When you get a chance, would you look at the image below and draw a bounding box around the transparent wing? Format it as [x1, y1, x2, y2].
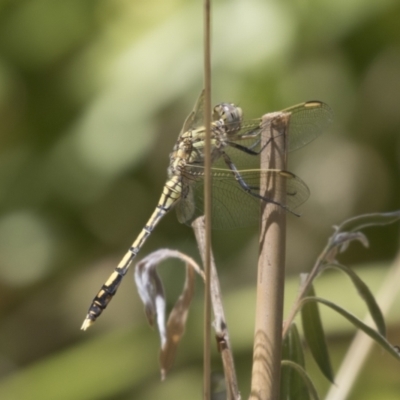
[185, 101, 333, 171]
[222, 100, 333, 152]
[175, 99, 330, 228]
[283, 101, 333, 151]
[181, 90, 206, 133]
[175, 168, 310, 229]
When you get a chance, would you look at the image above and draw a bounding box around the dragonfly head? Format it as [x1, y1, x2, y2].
[213, 102, 243, 132]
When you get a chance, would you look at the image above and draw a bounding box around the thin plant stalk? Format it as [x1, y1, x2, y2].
[249, 113, 290, 399]
[192, 217, 241, 400]
[203, 0, 212, 398]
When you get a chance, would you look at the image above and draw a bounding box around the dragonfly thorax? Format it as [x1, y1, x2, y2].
[168, 129, 202, 177]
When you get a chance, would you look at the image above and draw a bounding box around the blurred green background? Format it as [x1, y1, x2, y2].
[0, 0, 399, 399]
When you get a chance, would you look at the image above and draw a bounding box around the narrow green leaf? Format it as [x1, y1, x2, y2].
[300, 285, 334, 383]
[281, 360, 321, 400]
[282, 323, 305, 367]
[300, 297, 400, 361]
[325, 263, 386, 336]
[281, 324, 309, 400]
[336, 210, 400, 233]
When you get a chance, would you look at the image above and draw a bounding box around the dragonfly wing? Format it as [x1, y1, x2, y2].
[175, 99, 329, 228]
[223, 101, 333, 159]
[282, 101, 333, 152]
[178, 168, 310, 229]
[175, 183, 197, 225]
[181, 90, 205, 133]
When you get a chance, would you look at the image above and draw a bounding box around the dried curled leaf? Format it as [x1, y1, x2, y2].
[134, 249, 204, 379]
[325, 210, 400, 262]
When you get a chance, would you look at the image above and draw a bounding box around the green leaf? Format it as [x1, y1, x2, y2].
[282, 323, 305, 367]
[281, 324, 310, 400]
[281, 360, 320, 400]
[300, 297, 400, 361]
[336, 210, 400, 234]
[325, 263, 386, 336]
[300, 285, 334, 383]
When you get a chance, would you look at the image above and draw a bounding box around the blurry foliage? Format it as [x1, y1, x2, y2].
[0, 0, 399, 399]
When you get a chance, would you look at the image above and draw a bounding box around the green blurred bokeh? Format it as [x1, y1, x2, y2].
[0, 0, 399, 399]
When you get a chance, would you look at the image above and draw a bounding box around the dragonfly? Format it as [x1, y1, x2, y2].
[81, 91, 333, 330]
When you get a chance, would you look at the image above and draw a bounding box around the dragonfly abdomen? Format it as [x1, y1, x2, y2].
[81, 176, 183, 330]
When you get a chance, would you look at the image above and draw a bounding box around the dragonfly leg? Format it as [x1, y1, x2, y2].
[226, 140, 262, 155]
[221, 152, 299, 216]
[226, 130, 284, 156]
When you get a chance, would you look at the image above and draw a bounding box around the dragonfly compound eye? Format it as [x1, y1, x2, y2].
[213, 103, 243, 131]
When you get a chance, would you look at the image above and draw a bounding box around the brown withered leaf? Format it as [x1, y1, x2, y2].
[134, 249, 204, 379]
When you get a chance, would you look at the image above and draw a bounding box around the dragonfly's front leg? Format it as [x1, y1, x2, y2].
[225, 129, 284, 156]
[226, 139, 263, 155]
